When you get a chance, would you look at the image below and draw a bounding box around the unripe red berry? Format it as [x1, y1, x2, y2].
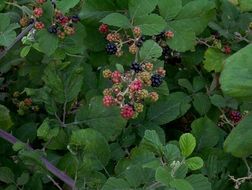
[99, 24, 109, 33]
[35, 22, 45, 30]
[229, 110, 242, 123]
[103, 95, 114, 107]
[133, 26, 141, 37]
[33, 7, 43, 18]
[19, 17, 29, 27]
[120, 104, 134, 119]
[165, 31, 174, 39]
[24, 98, 32, 106]
[149, 92, 159, 102]
[129, 79, 143, 92]
[111, 71, 122, 84]
[224, 46, 231, 54]
[36, 0, 46, 4]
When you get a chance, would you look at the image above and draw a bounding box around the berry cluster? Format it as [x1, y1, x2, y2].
[20, 1, 80, 40]
[12, 92, 39, 116]
[102, 61, 165, 119]
[228, 110, 242, 124]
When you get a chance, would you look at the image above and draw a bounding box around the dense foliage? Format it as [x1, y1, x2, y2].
[0, 0, 252, 189]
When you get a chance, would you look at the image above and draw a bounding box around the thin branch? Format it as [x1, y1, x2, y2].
[0, 23, 34, 60]
[0, 129, 75, 189]
[47, 175, 63, 190]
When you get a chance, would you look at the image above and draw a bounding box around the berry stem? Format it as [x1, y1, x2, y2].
[0, 129, 76, 189]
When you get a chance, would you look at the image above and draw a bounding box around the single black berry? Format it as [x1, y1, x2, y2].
[29, 18, 35, 25]
[151, 74, 163, 87]
[48, 25, 58, 34]
[106, 43, 117, 55]
[71, 15, 80, 23]
[131, 61, 142, 73]
[154, 32, 165, 42]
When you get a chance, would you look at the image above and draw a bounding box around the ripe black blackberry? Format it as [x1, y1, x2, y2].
[151, 74, 163, 87]
[48, 25, 58, 34]
[131, 61, 142, 73]
[135, 36, 146, 47]
[71, 15, 80, 23]
[106, 43, 117, 55]
[154, 32, 165, 42]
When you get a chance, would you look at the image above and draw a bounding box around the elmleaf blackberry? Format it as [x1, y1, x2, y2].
[71, 15, 80, 23]
[151, 74, 163, 87]
[106, 43, 117, 55]
[131, 61, 142, 73]
[135, 36, 145, 47]
[48, 25, 58, 34]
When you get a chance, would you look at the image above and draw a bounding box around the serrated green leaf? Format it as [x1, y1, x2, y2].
[167, 21, 196, 52]
[102, 177, 130, 190]
[170, 179, 194, 190]
[220, 44, 252, 101]
[142, 130, 163, 155]
[193, 93, 211, 115]
[101, 13, 131, 28]
[139, 40, 162, 61]
[37, 29, 59, 56]
[57, 0, 80, 13]
[17, 173, 29, 186]
[129, 0, 158, 18]
[70, 128, 111, 166]
[147, 92, 191, 125]
[134, 14, 166, 36]
[76, 96, 126, 140]
[0, 105, 13, 130]
[191, 117, 220, 150]
[203, 48, 227, 72]
[155, 166, 172, 186]
[239, 0, 252, 12]
[163, 144, 181, 163]
[158, 0, 182, 20]
[186, 174, 212, 190]
[224, 114, 252, 157]
[179, 133, 196, 157]
[185, 157, 204, 170]
[0, 167, 14, 184]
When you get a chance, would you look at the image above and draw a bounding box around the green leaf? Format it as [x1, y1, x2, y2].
[0, 167, 14, 184]
[129, 0, 158, 18]
[36, 29, 59, 56]
[167, 21, 196, 52]
[17, 173, 29, 186]
[134, 14, 167, 36]
[102, 177, 130, 190]
[20, 46, 31, 58]
[79, 0, 116, 20]
[220, 44, 252, 101]
[0, 30, 16, 47]
[57, 153, 78, 177]
[155, 166, 172, 186]
[239, 0, 252, 12]
[57, 0, 80, 13]
[0, 105, 13, 130]
[178, 79, 193, 93]
[179, 133, 196, 157]
[191, 117, 220, 150]
[37, 118, 60, 141]
[163, 144, 181, 163]
[141, 130, 163, 155]
[170, 179, 194, 190]
[158, 0, 182, 20]
[224, 114, 252, 157]
[70, 128, 111, 167]
[75, 96, 126, 140]
[193, 93, 211, 115]
[203, 48, 227, 73]
[139, 40, 162, 61]
[185, 157, 204, 170]
[147, 92, 191, 125]
[186, 174, 212, 190]
[176, 0, 215, 19]
[101, 13, 131, 28]
[0, 13, 10, 31]
[5, 185, 17, 190]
